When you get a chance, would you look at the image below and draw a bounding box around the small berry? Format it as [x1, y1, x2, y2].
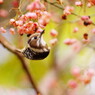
[83, 33, 88, 40]
[26, 0, 45, 12]
[68, 80, 78, 89]
[83, 75, 91, 84]
[0, 9, 8, 17]
[62, 14, 67, 20]
[75, 1, 83, 6]
[63, 6, 74, 16]
[50, 38, 58, 46]
[64, 38, 77, 45]
[86, 69, 95, 77]
[0, 27, 6, 33]
[73, 27, 79, 33]
[81, 16, 90, 21]
[10, 19, 16, 25]
[83, 20, 92, 26]
[87, 2, 92, 7]
[50, 29, 58, 37]
[71, 67, 81, 77]
[25, 12, 37, 20]
[9, 28, 15, 35]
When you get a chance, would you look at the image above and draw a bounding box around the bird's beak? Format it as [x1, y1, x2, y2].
[39, 30, 45, 38]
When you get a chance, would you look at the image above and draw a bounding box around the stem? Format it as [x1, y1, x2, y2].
[45, 0, 64, 10]
[45, 0, 95, 26]
[0, 33, 41, 95]
[44, 0, 80, 17]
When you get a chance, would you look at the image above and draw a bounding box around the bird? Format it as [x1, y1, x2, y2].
[17, 30, 50, 60]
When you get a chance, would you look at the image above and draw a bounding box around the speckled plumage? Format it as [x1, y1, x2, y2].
[22, 31, 50, 60]
[23, 47, 50, 60]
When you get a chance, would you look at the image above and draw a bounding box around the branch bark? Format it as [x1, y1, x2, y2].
[0, 33, 41, 95]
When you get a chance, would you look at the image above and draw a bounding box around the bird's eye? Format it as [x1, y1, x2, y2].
[34, 36, 37, 39]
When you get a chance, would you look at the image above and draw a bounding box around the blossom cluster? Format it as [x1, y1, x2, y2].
[0, 0, 51, 36]
[1, 0, 95, 94]
[9, 0, 51, 35]
[68, 67, 95, 89]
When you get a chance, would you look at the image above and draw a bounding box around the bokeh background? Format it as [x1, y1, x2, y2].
[1, 0, 95, 95]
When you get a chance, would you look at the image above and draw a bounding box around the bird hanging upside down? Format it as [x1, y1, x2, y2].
[18, 30, 50, 60]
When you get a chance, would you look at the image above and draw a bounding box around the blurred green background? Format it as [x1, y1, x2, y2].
[1, 0, 95, 93]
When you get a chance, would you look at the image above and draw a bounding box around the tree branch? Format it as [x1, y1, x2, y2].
[0, 33, 41, 95]
[44, 0, 95, 26]
[44, 0, 81, 17]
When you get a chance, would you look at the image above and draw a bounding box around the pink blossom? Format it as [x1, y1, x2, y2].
[0, 27, 6, 33]
[75, 1, 83, 6]
[50, 38, 58, 45]
[17, 26, 25, 35]
[91, 29, 95, 34]
[9, 19, 17, 26]
[86, 69, 95, 78]
[35, 10, 43, 17]
[81, 16, 90, 21]
[64, 38, 77, 45]
[9, 28, 15, 35]
[63, 6, 74, 16]
[87, 2, 92, 7]
[10, 19, 15, 24]
[15, 20, 23, 26]
[82, 75, 91, 84]
[50, 29, 58, 37]
[68, 80, 78, 89]
[26, 0, 45, 12]
[0, 9, 8, 17]
[25, 12, 38, 19]
[73, 27, 79, 33]
[20, 15, 28, 22]
[38, 11, 51, 26]
[71, 67, 81, 77]
[38, 17, 50, 27]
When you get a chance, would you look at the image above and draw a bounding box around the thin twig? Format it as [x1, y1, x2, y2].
[0, 33, 41, 95]
[44, 0, 81, 17]
[45, 0, 95, 26]
[45, 0, 64, 10]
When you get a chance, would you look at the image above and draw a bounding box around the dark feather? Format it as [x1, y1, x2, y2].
[23, 47, 50, 60]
